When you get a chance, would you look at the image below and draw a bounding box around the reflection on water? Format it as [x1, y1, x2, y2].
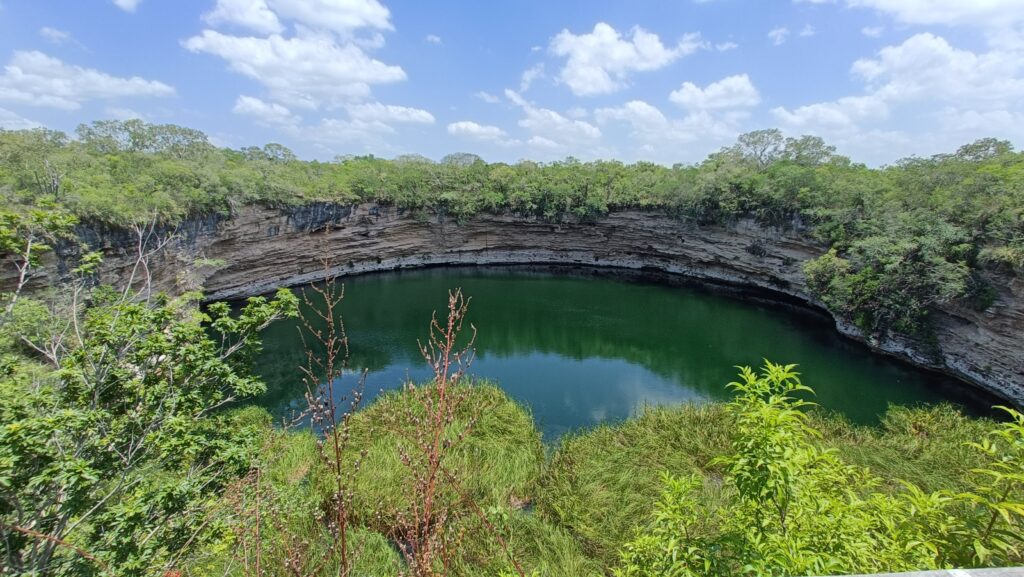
[249, 267, 996, 440]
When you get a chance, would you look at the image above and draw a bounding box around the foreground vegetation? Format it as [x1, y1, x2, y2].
[190, 366, 1022, 576]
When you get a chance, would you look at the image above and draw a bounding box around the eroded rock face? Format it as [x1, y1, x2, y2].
[13, 203, 1024, 406]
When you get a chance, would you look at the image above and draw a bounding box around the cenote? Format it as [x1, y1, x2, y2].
[249, 266, 997, 439]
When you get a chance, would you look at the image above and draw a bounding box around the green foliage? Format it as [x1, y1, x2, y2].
[0, 285, 297, 576]
[615, 362, 1024, 576]
[343, 382, 543, 532]
[535, 404, 733, 563]
[4, 120, 1023, 337]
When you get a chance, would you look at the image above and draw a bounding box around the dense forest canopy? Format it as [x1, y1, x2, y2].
[2, 120, 1022, 339]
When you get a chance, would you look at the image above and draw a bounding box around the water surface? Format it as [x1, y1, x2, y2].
[251, 267, 994, 439]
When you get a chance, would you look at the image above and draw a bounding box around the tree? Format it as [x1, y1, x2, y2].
[782, 135, 840, 167]
[0, 202, 76, 328]
[0, 275, 297, 575]
[736, 129, 784, 170]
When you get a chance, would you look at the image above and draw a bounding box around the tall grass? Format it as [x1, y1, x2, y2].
[195, 390, 1000, 575]
[534, 401, 998, 569]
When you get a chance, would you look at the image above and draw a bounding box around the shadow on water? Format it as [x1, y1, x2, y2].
[245, 266, 1003, 441]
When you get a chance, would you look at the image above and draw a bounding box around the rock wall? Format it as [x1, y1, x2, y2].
[14, 203, 1024, 406]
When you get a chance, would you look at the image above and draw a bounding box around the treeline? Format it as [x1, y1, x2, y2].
[2, 120, 1023, 337]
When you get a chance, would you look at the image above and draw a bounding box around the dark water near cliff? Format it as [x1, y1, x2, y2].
[251, 267, 995, 439]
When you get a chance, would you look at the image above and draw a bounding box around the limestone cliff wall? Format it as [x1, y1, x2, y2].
[13, 203, 1024, 406]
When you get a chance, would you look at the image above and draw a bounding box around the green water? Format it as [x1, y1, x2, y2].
[251, 267, 995, 439]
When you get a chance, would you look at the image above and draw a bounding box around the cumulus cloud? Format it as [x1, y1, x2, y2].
[233, 94, 301, 127]
[715, 41, 739, 51]
[550, 22, 705, 96]
[270, 0, 391, 34]
[847, 0, 1024, 28]
[112, 0, 142, 12]
[447, 121, 505, 139]
[297, 117, 398, 147]
[773, 31, 1024, 161]
[203, 0, 283, 35]
[204, 0, 391, 35]
[0, 107, 40, 130]
[475, 91, 500, 103]
[669, 74, 761, 111]
[187, 0, 407, 115]
[345, 102, 435, 124]
[595, 99, 750, 162]
[773, 95, 887, 131]
[850, 33, 1024, 107]
[861, 26, 884, 38]
[0, 51, 174, 110]
[504, 88, 601, 154]
[595, 100, 669, 133]
[768, 27, 789, 46]
[447, 120, 520, 146]
[39, 27, 71, 44]
[183, 30, 405, 108]
[425, 34, 442, 44]
[519, 63, 544, 92]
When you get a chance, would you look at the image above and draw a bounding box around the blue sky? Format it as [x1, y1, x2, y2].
[0, 0, 1022, 165]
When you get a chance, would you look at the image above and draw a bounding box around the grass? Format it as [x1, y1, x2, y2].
[534, 403, 734, 564]
[342, 379, 545, 531]
[192, 383, 1001, 576]
[533, 401, 999, 570]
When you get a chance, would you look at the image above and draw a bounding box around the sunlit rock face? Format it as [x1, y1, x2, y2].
[12, 202, 1024, 406]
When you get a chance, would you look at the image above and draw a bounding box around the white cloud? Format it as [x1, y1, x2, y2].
[528, 136, 559, 149]
[937, 106, 1024, 134]
[861, 26, 884, 37]
[0, 107, 40, 130]
[768, 27, 790, 45]
[566, 106, 588, 119]
[188, 0, 405, 112]
[425, 34, 442, 45]
[847, 0, 1024, 28]
[519, 63, 544, 92]
[206, 0, 390, 36]
[715, 41, 739, 51]
[850, 33, 1024, 106]
[447, 120, 520, 146]
[596, 100, 669, 132]
[772, 95, 887, 131]
[112, 0, 141, 12]
[669, 74, 761, 111]
[447, 121, 506, 139]
[204, 0, 283, 35]
[773, 32, 1024, 162]
[183, 30, 405, 108]
[105, 106, 144, 120]
[0, 51, 174, 110]
[550, 22, 705, 96]
[799, 24, 816, 37]
[271, 0, 391, 34]
[595, 99, 750, 162]
[345, 102, 435, 124]
[233, 94, 301, 127]
[475, 91, 500, 104]
[299, 117, 396, 146]
[39, 27, 71, 44]
[505, 88, 601, 152]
